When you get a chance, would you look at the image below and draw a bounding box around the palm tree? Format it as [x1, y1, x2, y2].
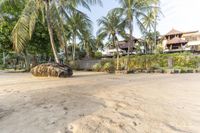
[0, 0, 102, 64]
[97, 11, 125, 70]
[113, 0, 159, 70]
[66, 11, 92, 61]
[141, 6, 161, 53]
[141, 11, 156, 53]
[79, 30, 96, 59]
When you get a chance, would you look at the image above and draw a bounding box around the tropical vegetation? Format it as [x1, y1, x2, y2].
[1, 0, 199, 75]
[97, 11, 125, 70]
[113, 0, 160, 70]
[0, 0, 102, 71]
[92, 53, 200, 73]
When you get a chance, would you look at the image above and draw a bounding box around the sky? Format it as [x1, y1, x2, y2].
[79, 0, 200, 38]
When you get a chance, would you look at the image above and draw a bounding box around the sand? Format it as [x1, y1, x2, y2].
[0, 71, 200, 133]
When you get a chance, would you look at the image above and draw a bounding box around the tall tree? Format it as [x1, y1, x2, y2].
[0, 0, 25, 66]
[114, 0, 159, 70]
[79, 30, 96, 59]
[0, 0, 102, 64]
[66, 11, 92, 61]
[141, 5, 161, 53]
[97, 11, 125, 70]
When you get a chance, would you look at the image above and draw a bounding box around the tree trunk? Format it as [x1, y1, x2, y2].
[45, 1, 60, 64]
[126, 19, 133, 71]
[24, 50, 30, 71]
[2, 52, 6, 65]
[64, 43, 68, 61]
[113, 35, 119, 71]
[72, 34, 76, 61]
[154, 13, 157, 54]
[86, 42, 90, 59]
[116, 42, 120, 71]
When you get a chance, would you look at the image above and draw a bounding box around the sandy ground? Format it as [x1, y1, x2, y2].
[0, 71, 200, 133]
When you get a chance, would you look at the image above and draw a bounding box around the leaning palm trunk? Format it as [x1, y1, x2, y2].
[45, 1, 60, 64]
[31, 1, 73, 78]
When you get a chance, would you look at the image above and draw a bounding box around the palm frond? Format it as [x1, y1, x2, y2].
[12, 0, 38, 52]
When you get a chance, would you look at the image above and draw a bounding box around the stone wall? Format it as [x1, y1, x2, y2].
[77, 60, 101, 70]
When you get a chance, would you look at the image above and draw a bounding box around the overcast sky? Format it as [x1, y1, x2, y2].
[80, 0, 200, 37]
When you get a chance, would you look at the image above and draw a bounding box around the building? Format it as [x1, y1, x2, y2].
[183, 32, 200, 52]
[101, 48, 126, 57]
[163, 29, 200, 53]
[118, 36, 145, 54]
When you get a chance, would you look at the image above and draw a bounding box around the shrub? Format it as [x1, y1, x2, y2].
[79, 50, 87, 59]
[119, 61, 126, 70]
[92, 63, 102, 72]
[92, 59, 115, 73]
[103, 62, 115, 73]
[94, 52, 102, 59]
[119, 53, 200, 71]
[69, 61, 79, 70]
[100, 59, 113, 66]
[91, 53, 200, 73]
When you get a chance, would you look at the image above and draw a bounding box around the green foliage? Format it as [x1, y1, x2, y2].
[100, 59, 115, 66]
[92, 63, 102, 72]
[65, 10, 94, 61]
[69, 61, 79, 70]
[94, 51, 102, 59]
[155, 43, 164, 54]
[0, 1, 23, 54]
[173, 66, 194, 73]
[0, 20, 14, 53]
[0, 0, 102, 64]
[67, 45, 86, 60]
[103, 62, 115, 73]
[97, 11, 125, 47]
[120, 53, 200, 71]
[92, 59, 115, 73]
[172, 54, 200, 68]
[27, 22, 52, 56]
[142, 31, 161, 53]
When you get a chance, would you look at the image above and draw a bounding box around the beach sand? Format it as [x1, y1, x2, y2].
[0, 71, 200, 133]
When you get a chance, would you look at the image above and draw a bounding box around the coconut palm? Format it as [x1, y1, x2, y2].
[66, 11, 92, 61]
[79, 30, 96, 59]
[0, 0, 102, 64]
[140, 11, 156, 53]
[113, 0, 159, 70]
[141, 11, 155, 32]
[97, 11, 125, 70]
[141, 5, 161, 53]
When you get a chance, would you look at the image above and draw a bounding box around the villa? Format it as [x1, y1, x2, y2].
[102, 36, 144, 57]
[117, 36, 139, 54]
[118, 36, 146, 54]
[183, 32, 200, 52]
[163, 29, 200, 53]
